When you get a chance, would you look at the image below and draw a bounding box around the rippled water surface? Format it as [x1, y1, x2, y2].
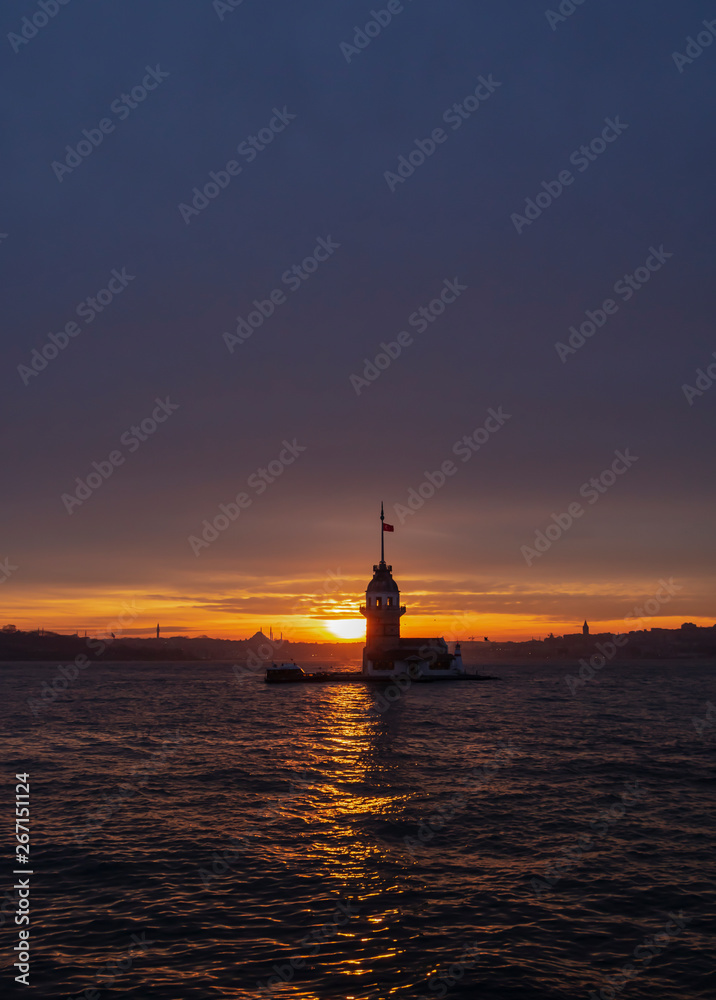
[2, 660, 716, 999]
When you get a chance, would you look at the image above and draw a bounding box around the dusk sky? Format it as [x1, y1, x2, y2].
[3, 0, 715, 640]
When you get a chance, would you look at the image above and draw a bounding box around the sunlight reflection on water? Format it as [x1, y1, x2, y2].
[1, 660, 715, 999]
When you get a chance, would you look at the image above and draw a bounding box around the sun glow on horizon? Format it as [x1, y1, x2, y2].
[324, 618, 366, 640]
[2, 582, 712, 644]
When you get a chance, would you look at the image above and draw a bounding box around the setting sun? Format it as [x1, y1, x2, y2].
[324, 619, 366, 640]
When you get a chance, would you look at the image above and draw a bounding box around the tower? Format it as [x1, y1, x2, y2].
[360, 504, 405, 666]
[583, 620, 589, 636]
[360, 561, 405, 654]
[358, 505, 465, 679]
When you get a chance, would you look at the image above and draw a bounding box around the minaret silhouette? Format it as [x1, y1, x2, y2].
[583, 620, 589, 636]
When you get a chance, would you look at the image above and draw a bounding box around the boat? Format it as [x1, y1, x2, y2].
[264, 661, 497, 684]
[265, 662, 307, 683]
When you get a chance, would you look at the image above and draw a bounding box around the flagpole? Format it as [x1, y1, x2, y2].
[380, 501, 384, 563]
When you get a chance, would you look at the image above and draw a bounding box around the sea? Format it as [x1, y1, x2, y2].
[2, 660, 715, 1000]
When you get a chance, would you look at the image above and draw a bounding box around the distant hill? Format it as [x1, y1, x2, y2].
[459, 623, 716, 662]
[1, 623, 713, 663]
[0, 628, 363, 662]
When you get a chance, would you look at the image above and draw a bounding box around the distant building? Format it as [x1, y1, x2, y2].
[583, 620, 589, 636]
[359, 506, 465, 679]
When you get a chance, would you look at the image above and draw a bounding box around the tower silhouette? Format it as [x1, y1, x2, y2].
[359, 505, 464, 679]
[360, 503, 405, 663]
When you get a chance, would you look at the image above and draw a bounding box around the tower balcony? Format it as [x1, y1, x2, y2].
[360, 605, 406, 617]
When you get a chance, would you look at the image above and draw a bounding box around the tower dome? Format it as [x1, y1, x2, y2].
[366, 564, 400, 595]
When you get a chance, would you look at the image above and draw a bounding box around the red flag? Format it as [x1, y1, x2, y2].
[383, 522, 394, 532]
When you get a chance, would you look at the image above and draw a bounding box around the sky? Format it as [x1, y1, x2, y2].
[2, 0, 715, 642]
